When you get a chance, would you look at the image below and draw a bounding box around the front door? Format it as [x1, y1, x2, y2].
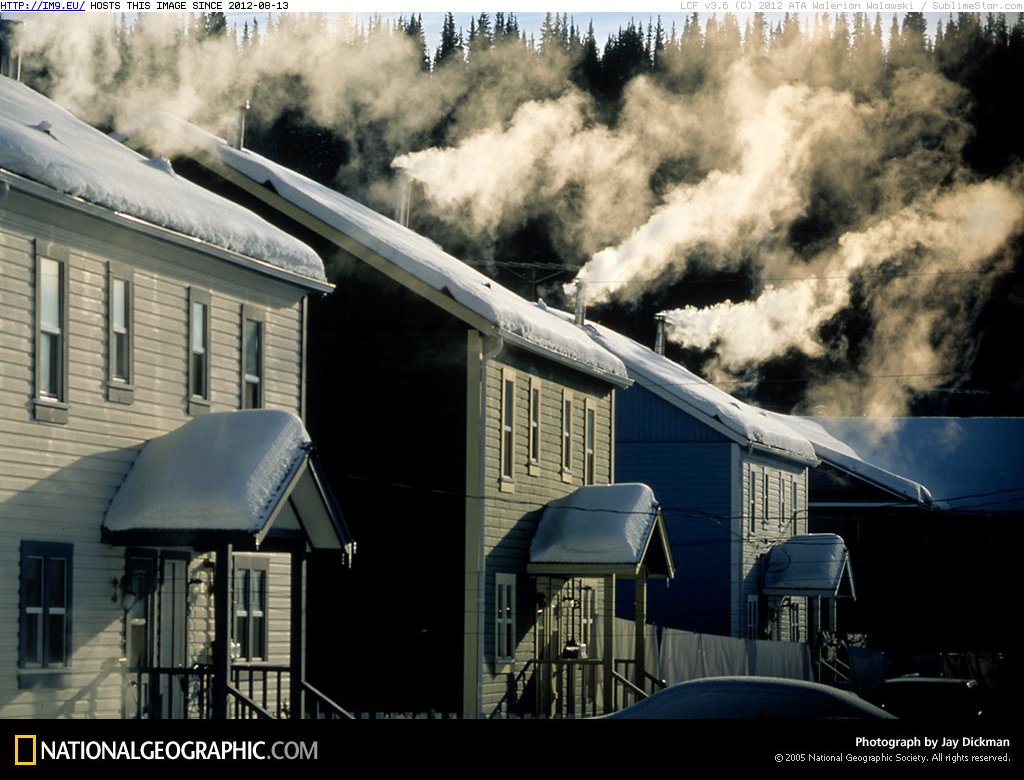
[156, 555, 189, 718]
[123, 552, 190, 718]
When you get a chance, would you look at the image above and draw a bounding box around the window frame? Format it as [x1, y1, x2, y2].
[19, 541, 73, 675]
[748, 469, 756, 534]
[527, 377, 542, 476]
[584, 400, 596, 486]
[762, 472, 770, 529]
[499, 367, 516, 491]
[107, 261, 135, 404]
[233, 555, 269, 663]
[494, 573, 516, 665]
[34, 242, 70, 424]
[187, 287, 211, 415]
[779, 474, 787, 531]
[240, 304, 265, 410]
[560, 389, 574, 483]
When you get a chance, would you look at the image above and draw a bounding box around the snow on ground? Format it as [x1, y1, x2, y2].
[0, 78, 325, 282]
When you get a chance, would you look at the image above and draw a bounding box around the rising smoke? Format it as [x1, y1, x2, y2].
[13, 13, 1023, 416]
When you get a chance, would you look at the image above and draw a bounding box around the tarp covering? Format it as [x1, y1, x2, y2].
[103, 410, 351, 554]
[529, 483, 674, 577]
[763, 533, 854, 598]
[659, 628, 813, 683]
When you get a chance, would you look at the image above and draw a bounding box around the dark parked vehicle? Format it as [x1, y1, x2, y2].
[867, 677, 986, 720]
[603, 676, 896, 719]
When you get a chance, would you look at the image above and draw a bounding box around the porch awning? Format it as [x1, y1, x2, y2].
[102, 410, 353, 560]
[528, 483, 675, 579]
[763, 534, 855, 599]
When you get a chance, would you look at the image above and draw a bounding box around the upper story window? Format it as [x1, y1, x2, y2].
[19, 541, 73, 670]
[779, 474, 787, 531]
[188, 288, 211, 415]
[241, 305, 264, 410]
[500, 368, 515, 491]
[762, 472, 770, 529]
[561, 390, 574, 483]
[34, 243, 70, 424]
[107, 262, 134, 404]
[528, 378, 542, 476]
[584, 402, 596, 485]
[748, 470, 756, 534]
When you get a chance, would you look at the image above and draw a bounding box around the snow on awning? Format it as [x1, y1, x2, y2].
[103, 410, 352, 559]
[763, 534, 855, 599]
[529, 484, 675, 578]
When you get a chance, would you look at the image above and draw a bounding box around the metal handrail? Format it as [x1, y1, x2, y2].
[226, 684, 275, 719]
[301, 681, 356, 720]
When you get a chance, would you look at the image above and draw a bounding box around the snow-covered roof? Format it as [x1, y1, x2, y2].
[0, 77, 326, 285]
[104, 410, 351, 552]
[530, 483, 674, 577]
[798, 417, 1023, 512]
[122, 113, 628, 384]
[780, 415, 933, 504]
[763, 534, 856, 598]
[582, 320, 819, 464]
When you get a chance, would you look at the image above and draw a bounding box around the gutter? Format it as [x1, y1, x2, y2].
[0, 168, 334, 294]
[498, 329, 632, 389]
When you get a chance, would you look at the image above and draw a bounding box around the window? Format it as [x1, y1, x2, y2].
[791, 479, 800, 531]
[499, 368, 515, 490]
[779, 475, 786, 531]
[34, 244, 69, 423]
[241, 305, 264, 409]
[528, 378, 541, 475]
[233, 556, 268, 662]
[561, 390, 573, 482]
[584, 402, 596, 485]
[746, 595, 759, 640]
[107, 262, 134, 404]
[748, 470, 756, 534]
[19, 541, 73, 670]
[495, 573, 516, 663]
[762, 472, 769, 528]
[788, 601, 801, 643]
[188, 288, 211, 414]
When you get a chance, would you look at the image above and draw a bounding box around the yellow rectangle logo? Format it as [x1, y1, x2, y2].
[14, 735, 37, 766]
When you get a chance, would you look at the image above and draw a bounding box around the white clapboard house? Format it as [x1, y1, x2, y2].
[0, 76, 352, 719]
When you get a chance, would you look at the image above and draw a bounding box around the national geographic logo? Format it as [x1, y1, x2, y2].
[14, 735, 37, 766]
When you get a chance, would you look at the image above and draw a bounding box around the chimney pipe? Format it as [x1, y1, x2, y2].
[1, 19, 24, 81]
[574, 284, 586, 326]
[235, 99, 250, 149]
[654, 313, 666, 356]
[394, 173, 411, 226]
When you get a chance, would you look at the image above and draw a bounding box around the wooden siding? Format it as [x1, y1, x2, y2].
[478, 348, 615, 717]
[614, 384, 810, 640]
[616, 441, 733, 635]
[1, 189, 308, 718]
[736, 453, 808, 639]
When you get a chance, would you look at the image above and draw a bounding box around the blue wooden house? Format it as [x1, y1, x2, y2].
[583, 322, 826, 643]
